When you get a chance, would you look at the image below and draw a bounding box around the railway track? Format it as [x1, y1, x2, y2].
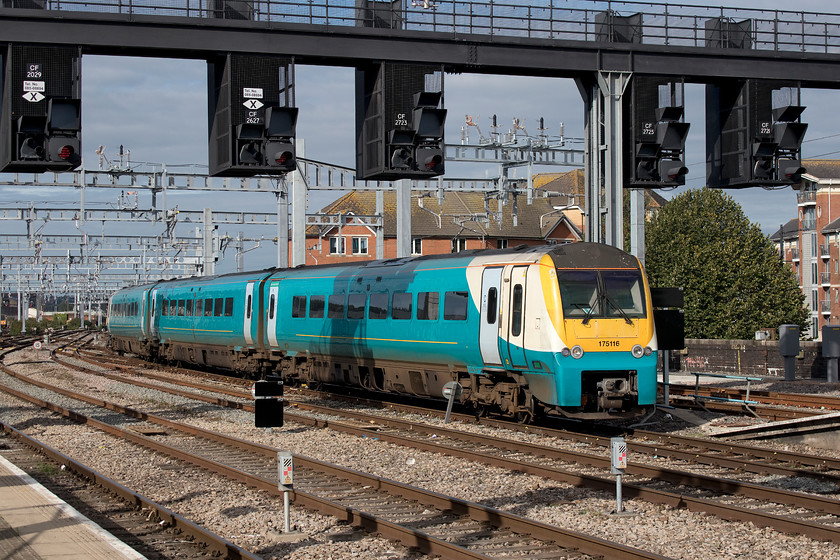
[41, 348, 840, 545]
[0, 351, 670, 560]
[0, 424, 260, 560]
[667, 384, 840, 413]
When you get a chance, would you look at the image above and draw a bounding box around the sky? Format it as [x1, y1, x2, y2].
[4, 0, 840, 274]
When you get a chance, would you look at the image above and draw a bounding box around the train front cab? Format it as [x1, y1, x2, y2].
[473, 245, 657, 420]
[541, 247, 658, 418]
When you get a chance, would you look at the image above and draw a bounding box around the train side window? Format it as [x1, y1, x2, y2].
[205, 299, 214, 317]
[511, 285, 523, 337]
[417, 292, 439, 320]
[292, 295, 307, 318]
[347, 294, 366, 319]
[161, 300, 167, 316]
[195, 299, 202, 316]
[444, 291, 469, 320]
[177, 299, 186, 316]
[328, 294, 345, 319]
[245, 295, 252, 319]
[392, 292, 412, 320]
[309, 295, 325, 318]
[269, 294, 276, 320]
[369, 293, 389, 319]
[185, 300, 194, 317]
[224, 298, 234, 317]
[487, 288, 498, 324]
[214, 298, 224, 317]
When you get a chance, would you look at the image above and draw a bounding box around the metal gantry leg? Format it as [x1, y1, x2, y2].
[578, 71, 632, 249]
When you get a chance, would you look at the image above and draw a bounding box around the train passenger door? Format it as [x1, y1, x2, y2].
[140, 289, 149, 339]
[266, 283, 279, 348]
[244, 282, 255, 346]
[479, 267, 503, 367]
[149, 288, 159, 339]
[503, 266, 529, 369]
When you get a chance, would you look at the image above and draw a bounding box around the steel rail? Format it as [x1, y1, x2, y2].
[62, 348, 840, 475]
[32, 354, 840, 545]
[668, 384, 840, 411]
[0, 421, 262, 560]
[0, 365, 669, 560]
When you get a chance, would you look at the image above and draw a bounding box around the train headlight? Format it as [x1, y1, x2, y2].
[561, 348, 571, 357]
[645, 346, 653, 356]
[570, 345, 584, 359]
[632, 344, 645, 358]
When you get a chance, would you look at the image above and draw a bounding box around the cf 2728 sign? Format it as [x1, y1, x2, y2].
[23, 63, 45, 103]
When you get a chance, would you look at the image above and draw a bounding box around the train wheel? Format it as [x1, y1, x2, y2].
[473, 403, 489, 418]
[515, 410, 533, 424]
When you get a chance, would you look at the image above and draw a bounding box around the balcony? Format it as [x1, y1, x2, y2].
[802, 218, 817, 231]
[822, 300, 832, 315]
[822, 272, 832, 287]
[798, 190, 817, 205]
[821, 243, 832, 259]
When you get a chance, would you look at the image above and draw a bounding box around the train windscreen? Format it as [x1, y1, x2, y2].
[557, 269, 646, 321]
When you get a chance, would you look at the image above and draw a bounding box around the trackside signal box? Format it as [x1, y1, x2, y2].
[0, 44, 82, 173]
[208, 54, 298, 177]
[253, 376, 284, 428]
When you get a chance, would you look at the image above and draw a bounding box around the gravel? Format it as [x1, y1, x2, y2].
[3, 344, 840, 560]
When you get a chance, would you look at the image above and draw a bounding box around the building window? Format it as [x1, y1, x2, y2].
[329, 236, 346, 255]
[497, 239, 509, 249]
[411, 238, 422, 255]
[352, 236, 368, 255]
[812, 289, 819, 311]
[452, 238, 467, 253]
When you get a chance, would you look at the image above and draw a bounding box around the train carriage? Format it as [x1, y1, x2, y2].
[108, 242, 658, 421]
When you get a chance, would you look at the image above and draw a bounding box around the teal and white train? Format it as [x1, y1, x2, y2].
[108, 242, 658, 421]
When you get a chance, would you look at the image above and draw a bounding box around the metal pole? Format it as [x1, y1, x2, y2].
[616, 473, 624, 513]
[662, 349, 670, 406]
[283, 489, 291, 532]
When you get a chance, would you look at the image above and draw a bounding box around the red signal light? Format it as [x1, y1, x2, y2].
[58, 145, 75, 160]
[425, 154, 442, 170]
[276, 151, 293, 165]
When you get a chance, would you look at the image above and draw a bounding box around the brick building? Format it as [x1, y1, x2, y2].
[771, 159, 840, 339]
[296, 187, 584, 266]
[293, 168, 666, 266]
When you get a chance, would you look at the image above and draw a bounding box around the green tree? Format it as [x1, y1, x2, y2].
[644, 188, 808, 339]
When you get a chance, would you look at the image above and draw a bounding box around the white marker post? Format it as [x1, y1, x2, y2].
[277, 451, 293, 532]
[610, 437, 627, 514]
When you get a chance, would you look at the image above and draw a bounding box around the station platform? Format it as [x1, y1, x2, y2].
[0, 454, 145, 560]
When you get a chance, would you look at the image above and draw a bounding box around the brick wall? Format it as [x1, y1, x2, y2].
[672, 339, 826, 379]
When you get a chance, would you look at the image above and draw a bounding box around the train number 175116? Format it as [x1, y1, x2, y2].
[598, 340, 620, 348]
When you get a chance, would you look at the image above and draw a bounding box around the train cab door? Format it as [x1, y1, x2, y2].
[479, 267, 503, 367]
[266, 283, 279, 348]
[501, 265, 529, 369]
[243, 281, 255, 346]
